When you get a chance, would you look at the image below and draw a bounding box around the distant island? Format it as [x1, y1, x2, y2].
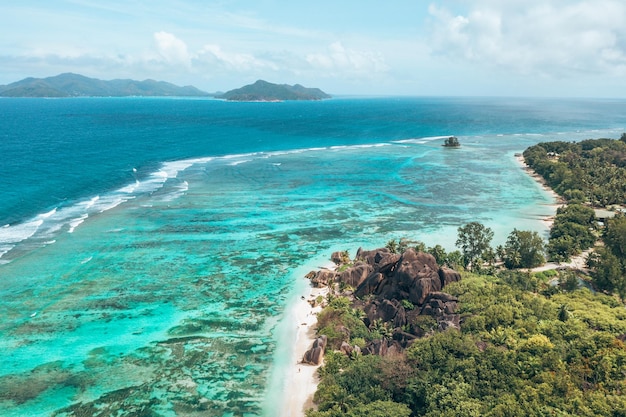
[0, 73, 210, 97]
[217, 80, 330, 102]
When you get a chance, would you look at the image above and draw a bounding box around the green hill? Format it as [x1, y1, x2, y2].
[0, 73, 210, 97]
[218, 80, 330, 101]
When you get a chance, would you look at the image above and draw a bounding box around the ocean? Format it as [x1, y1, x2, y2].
[1, 96, 625, 416]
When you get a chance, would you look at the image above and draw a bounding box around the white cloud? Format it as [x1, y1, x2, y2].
[427, 0, 626, 78]
[153, 31, 191, 67]
[194, 44, 278, 72]
[306, 42, 388, 76]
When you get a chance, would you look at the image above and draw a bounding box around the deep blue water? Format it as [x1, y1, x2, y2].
[2, 96, 625, 227]
[1, 96, 626, 416]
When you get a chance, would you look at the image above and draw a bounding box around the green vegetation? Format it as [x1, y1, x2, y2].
[308, 273, 626, 416]
[385, 238, 465, 269]
[587, 214, 626, 300]
[455, 222, 494, 271]
[307, 136, 626, 416]
[217, 79, 330, 101]
[523, 139, 626, 207]
[385, 237, 416, 254]
[0, 73, 210, 97]
[316, 296, 370, 349]
[547, 204, 597, 262]
[524, 136, 626, 297]
[501, 229, 545, 269]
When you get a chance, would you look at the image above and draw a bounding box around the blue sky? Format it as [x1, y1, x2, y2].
[2, 0, 626, 97]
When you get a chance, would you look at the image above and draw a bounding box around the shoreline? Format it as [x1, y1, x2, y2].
[281, 268, 331, 417]
[281, 154, 572, 415]
[514, 153, 593, 272]
[282, 155, 566, 415]
[514, 153, 564, 229]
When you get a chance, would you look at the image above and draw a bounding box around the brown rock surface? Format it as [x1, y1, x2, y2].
[302, 335, 328, 365]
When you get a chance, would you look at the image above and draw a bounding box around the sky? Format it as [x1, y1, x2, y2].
[2, 0, 626, 97]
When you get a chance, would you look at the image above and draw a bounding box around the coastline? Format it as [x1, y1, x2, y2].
[281, 155, 565, 415]
[281, 271, 331, 417]
[514, 153, 593, 272]
[514, 153, 564, 229]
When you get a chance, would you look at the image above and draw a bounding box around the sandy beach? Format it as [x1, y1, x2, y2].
[280, 276, 330, 417]
[514, 153, 564, 229]
[514, 153, 594, 272]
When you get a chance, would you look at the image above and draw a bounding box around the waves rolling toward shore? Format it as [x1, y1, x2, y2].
[1, 97, 625, 415]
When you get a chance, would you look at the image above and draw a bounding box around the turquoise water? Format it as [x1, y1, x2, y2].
[1, 97, 626, 416]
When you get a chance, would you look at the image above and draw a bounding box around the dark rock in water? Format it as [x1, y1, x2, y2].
[339, 264, 373, 288]
[302, 335, 328, 365]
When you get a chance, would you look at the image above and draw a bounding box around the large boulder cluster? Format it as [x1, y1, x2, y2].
[306, 247, 462, 358]
[353, 247, 460, 304]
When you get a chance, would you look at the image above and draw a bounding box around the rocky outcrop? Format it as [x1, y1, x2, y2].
[420, 292, 460, 331]
[439, 267, 462, 287]
[353, 248, 447, 305]
[305, 269, 336, 288]
[362, 339, 402, 357]
[302, 335, 328, 365]
[363, 299, 406, 327]
[331, 251, 347, 265]
[338, 264, 373, 288]
[355, 247, 400, 271]
[340, 341, 361, 357]
[309, 247, 462, 361]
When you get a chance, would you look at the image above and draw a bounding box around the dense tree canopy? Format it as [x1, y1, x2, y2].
[547, 204, 597, 262]
[524, 137, 625, 297]
[502, 229, 545, 269]
[589, 214, 626, 300]
[456, 222, 494, 271]
[523, 139, 626, 207]
[308, 273, 626, 416]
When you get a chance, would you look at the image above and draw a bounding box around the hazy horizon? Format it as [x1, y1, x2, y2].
[2, 1, 626, 98]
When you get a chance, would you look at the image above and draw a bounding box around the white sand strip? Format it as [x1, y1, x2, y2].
[514, 153, 563, 229]
[281, 283, 329, 417]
